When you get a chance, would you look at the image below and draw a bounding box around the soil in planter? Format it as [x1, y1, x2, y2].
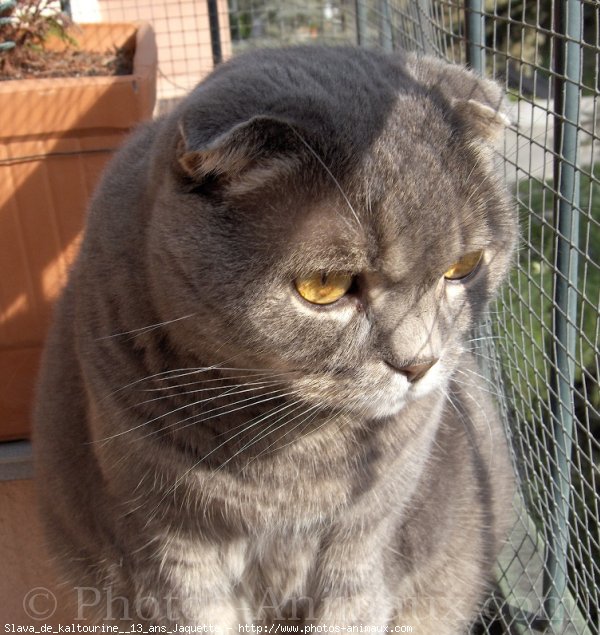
[0, 45, 134, 81]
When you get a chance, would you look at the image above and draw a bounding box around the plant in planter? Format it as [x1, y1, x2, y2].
[0, 0, 157, 441]
[1, 0, 73, 68]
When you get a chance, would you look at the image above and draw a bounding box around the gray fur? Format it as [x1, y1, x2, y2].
[34, 46, 517, 631]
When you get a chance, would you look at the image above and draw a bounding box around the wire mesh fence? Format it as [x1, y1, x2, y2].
[431, 2, 599, 633]
[2, 0, 598, 632]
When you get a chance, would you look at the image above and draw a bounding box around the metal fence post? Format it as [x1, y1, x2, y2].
[379, 0, 393, 52]
[207, 0, 223, 66]
[544, 0, 582, 625]
[355, 0, 368, 46]
[465, 0, 485, 74]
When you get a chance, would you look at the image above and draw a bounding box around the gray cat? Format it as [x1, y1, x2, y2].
[34, 46, 517, 631]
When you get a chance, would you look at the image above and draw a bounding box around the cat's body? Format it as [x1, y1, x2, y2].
[34, 46, 517, 631]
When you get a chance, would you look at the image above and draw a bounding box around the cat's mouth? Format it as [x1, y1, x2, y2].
[287, 356, 446, 420]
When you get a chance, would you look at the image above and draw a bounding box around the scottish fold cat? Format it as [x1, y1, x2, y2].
[34, 45, 517, 631]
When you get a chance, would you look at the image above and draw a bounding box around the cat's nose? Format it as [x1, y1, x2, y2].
[397, 359, 438, 383]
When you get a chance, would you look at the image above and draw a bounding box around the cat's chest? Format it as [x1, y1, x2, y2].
[243, 532, 321, 615]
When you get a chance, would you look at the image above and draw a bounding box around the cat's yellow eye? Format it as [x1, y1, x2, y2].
[443, 250, 484, 281]
[294, 271, 353, 305]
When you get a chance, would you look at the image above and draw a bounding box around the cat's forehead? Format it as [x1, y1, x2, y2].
[289, 168, 491, 280]
[285, 195, 372, 273]
[286, 94, 492, 263]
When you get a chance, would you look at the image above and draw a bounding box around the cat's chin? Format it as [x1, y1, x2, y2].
[352, 392, 410, 420]
[353, 369, 446, 420]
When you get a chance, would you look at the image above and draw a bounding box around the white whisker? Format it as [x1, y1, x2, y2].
[144, 388, 299, 441]
[134, 378, 287, 407]
[94, 386, 293, 444]
[138, 370, 293, 392]
[236, 402, 324, 471]
[102, 364, 293, 402]
[287, 126, 362, 230]
[96, 314, 196, 340]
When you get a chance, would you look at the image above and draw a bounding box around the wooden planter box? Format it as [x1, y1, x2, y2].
[0, 23, 157, 441]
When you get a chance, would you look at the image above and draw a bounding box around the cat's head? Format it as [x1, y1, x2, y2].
[146, 46, 516, 419]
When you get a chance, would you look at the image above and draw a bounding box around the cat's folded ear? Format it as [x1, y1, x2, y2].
[406, 54, 511, 141]
[176, 115, 301, 192]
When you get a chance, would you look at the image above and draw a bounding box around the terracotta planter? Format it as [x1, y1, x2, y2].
[0, 23, 157, 441]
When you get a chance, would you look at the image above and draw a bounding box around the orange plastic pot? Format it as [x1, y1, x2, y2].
[0, 23, 157, 441]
